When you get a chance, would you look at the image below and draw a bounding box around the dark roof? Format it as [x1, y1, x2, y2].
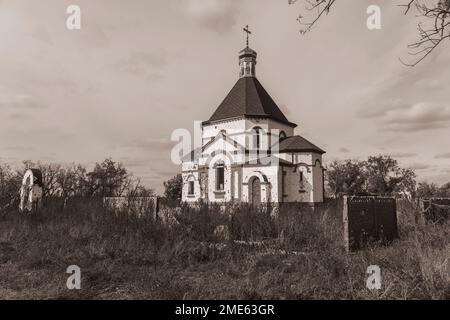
[206, 77, 296, 127]
[278, 135, 325, 154]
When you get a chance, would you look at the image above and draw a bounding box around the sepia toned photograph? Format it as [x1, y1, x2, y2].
[0, 0, 448, 310]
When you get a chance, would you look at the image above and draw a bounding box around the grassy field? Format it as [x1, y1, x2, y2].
[0, 199, 448, 299]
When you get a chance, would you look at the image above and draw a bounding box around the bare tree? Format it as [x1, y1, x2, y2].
[22, 161, 61, 197]
[87, 158, 131, 197]
[56, 164, 89, 204]
[289, 0, 450, 66]
[126, 178, 155, 197]
[0, 162, 21, 209]
[289, 0, 336, 34]
[400, 0, 450, 66]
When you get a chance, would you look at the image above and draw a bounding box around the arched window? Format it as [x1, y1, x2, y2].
[299, 170, 305, 190]
[279, 131, 286, 141]
[215, 161, 225, 191]
[252, 127, 262, 150]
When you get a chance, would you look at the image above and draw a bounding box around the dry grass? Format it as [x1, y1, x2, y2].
[0, 199, 448, 300]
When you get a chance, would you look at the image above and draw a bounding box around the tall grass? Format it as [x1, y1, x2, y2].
[0, 199, 448, 299]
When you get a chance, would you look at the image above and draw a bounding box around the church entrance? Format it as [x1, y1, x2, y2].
[250, 177, 261, 206]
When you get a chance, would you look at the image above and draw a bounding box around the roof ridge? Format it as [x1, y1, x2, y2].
[279, 135, 325, 154]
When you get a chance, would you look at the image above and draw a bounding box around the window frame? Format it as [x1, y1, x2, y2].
[252, 127, 262, 151]
[215, 164, 225, 191]
[188, 180, 195, 195]
[299, 170, 306, 192]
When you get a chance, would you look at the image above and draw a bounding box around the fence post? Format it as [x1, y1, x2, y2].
[154, 197, 160, 219]
[342, 196, 349, 252]
[371, 196, 377, 241]
[393, 198, 398, 239]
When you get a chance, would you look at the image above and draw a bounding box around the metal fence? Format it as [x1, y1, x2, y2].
[343, 196, 398, 251]
[421, 198, 450, 223]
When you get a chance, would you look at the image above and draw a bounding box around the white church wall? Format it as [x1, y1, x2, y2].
[293, 153, 313, 165]
[312, 154, 324, 203]
[182, 161, 197, 172]
[241, 166, 279, 203]
[182, 171, 201, 203]
[207, 164, 232, 202]
[267, 119, 295, 142]
[274, 152, 292, 163]
[202, 118, 295, 156]
[281, 153, 325, 203]
[182, 151, 324, 204]
[199, 134, 246, 167]
[274, 152, 313, 165]
[203, 119, 247, 148]
[204, 152, 233, 203]
[245, 118, 269, 131]
[282, 165, 313, 203]
[244, 118, 270, 151]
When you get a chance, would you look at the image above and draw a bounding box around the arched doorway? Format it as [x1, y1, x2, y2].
[250, 176, 261, 205]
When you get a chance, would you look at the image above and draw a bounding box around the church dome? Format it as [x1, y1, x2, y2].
[239, 46, 257, 59]
[203, 26, 297, 128]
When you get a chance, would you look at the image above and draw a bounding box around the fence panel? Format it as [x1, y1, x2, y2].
[103, 196, 159, 218]
[374, 197, 398, 242]
[422, 198, 450, 223]
[343, 196, 398, 251]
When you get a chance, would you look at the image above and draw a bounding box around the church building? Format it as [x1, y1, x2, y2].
[181, 35, 325, 205]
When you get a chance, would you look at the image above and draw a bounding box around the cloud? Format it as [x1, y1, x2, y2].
[127, 138, 174, 151]
[9, 112, 30, 120]
[409, 163, 430, 170]
[4, 145, 37, 152]
[154, 168, 179, 178]
[365, 102, 450, 132]
[414, 78, 442, 90]
[384, 102, 450, 131]
[356, 99, 409, 119]
[180, 0, 238, 34]
[338, 147, 349, 153]
[279, 104, 291, 116]
[435, 152, 450, 159]
[121, 158, 150, 168]
[390, 152, 417, 158]
[0, 93, 46, 110]
[76, 24, 109, 49]
[29, 24, 53, 45]
[116, 50, 168, 77]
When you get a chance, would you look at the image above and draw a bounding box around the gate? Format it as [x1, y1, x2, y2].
[343, 196, 398, 251]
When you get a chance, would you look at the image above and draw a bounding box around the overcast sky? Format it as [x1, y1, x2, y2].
[1, 0, 449, 194]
